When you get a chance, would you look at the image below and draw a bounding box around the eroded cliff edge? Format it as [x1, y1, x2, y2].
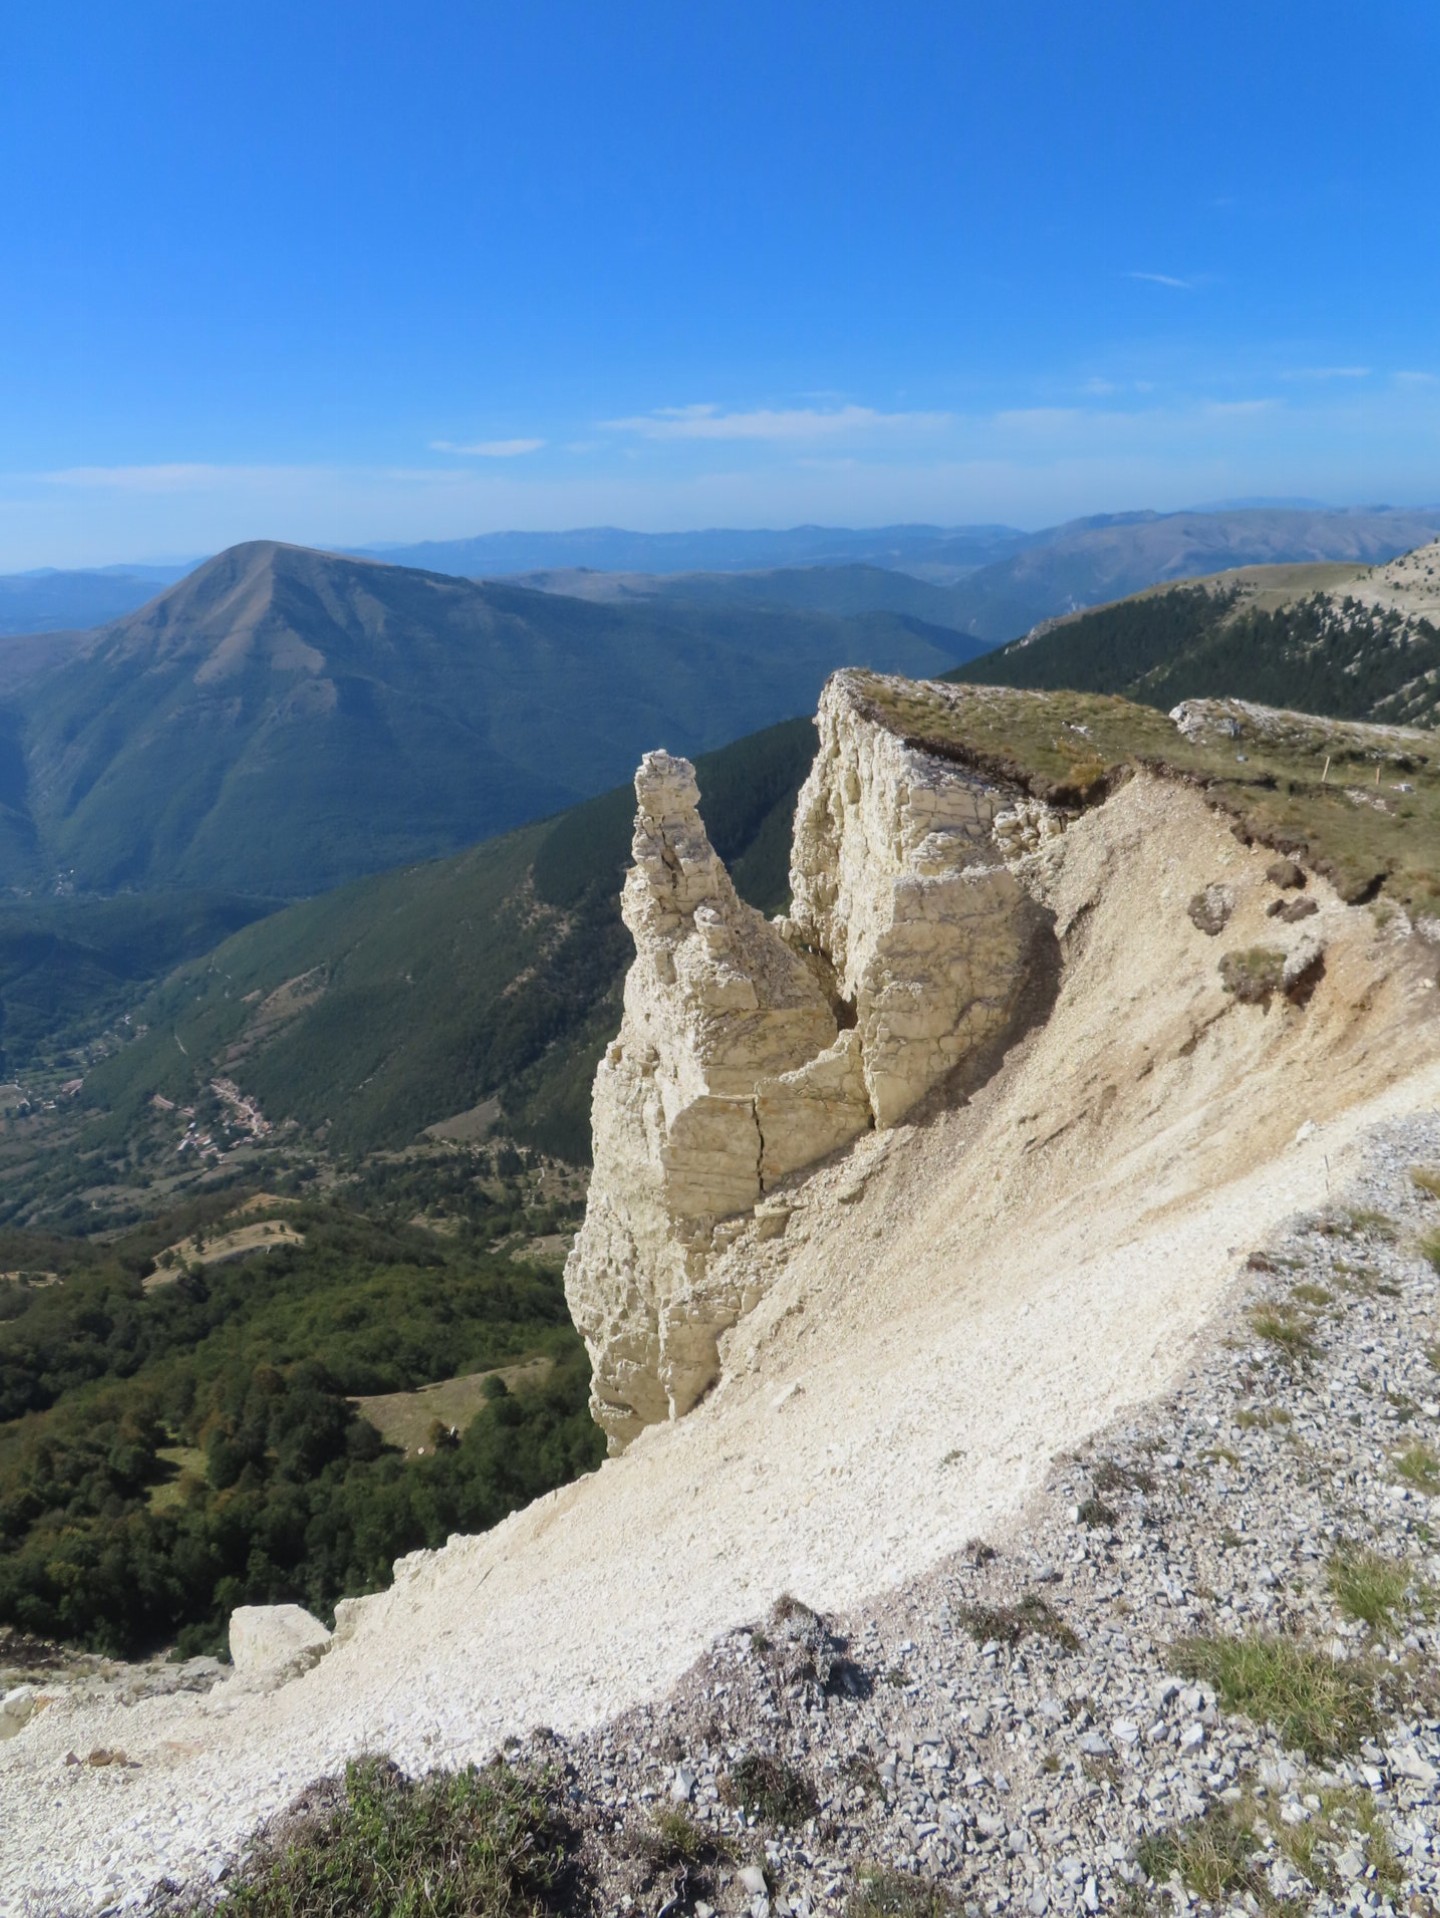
[565, 667, 1440, 1450]
[565, 670, 1057, 1447]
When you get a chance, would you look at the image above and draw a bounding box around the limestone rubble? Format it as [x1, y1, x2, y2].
[565, 672, 1049, 1449]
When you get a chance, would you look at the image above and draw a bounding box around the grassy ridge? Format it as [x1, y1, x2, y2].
[948, 582, 1440, 728]
[860, 673, 1440, 914]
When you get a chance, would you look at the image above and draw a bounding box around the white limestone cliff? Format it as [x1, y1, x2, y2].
[562, 749, 871, 1448]
[565, 675, 1049, 1448]
[784, 674, 1049, 1126]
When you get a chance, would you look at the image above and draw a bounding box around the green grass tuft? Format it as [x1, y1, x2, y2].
[1392, 1440, 1440, 1494]
[721, 1755, 818, 1827]
[1248, 1304, 1320, 1365]
[846, 1867, 965, 1916]
[632, 1805, 729, 1869]
[957, 1593, 1079, 1652]
[1288, 1281, 1332, 1308]
[1326, 1546, 1430, 1637]
[1171, 1632, 1384, 1761]
[1134, 1802, 1263, 1904]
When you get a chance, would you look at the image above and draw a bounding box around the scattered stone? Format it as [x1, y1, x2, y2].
[1, 1686, 38, 1728]
[1266, 896, 1319, 922]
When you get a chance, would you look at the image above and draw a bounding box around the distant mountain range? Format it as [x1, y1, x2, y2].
[508, 560, 983, 628]
[0, 564, 189, 638]
[8, 507, 1437, 643]
[936, 506, 1440, 641]
[0, 539, 983, 898]
[354, 522, 1030, 580]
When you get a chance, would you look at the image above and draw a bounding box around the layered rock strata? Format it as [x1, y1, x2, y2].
[566, 678, 1046, 1449]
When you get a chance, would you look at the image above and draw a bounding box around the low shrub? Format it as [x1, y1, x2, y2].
[957, 1594, 1079, 1653]
[1090, 1458, 1155, 1496]
[206, 1756, 577, 1916]
[721, 1754, 817, 1827]
[1219, 946, 1287, 1004]
[1077, 1495, 1117, 1528]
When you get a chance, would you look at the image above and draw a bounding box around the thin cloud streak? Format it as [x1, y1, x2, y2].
[1125, 271, 1193, 290]
[429, 438, 547, 457]
[601, 403, 952, 442]
[1281, 367, 1370, 382]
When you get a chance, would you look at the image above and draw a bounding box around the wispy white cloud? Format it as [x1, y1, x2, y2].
[39, 463, 284, 492]
[1396, 370, 1438, 385]
[1125, 271, 1193, 290]
[1204, 398, 1278, 416]
[601, 402, 952, 442]
[429, 437, 546, 457]
[1281, 366, 1370, 381]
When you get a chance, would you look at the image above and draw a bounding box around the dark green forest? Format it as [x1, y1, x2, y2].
[0, 1161, 601, 1657]
[0, 891, 275, 1079]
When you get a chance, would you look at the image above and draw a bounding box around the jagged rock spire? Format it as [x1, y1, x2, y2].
[565, 687, 1043, 1450]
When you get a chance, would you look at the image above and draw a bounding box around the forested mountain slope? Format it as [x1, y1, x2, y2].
[74, 719, 816, 1172]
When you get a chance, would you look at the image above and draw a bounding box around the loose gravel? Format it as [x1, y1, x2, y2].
[516, 1110, 1440, 1917]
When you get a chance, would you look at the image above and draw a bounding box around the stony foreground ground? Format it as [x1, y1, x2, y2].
[11, 1108, 1440, 1918]
[497, 1109, 1440, 1918]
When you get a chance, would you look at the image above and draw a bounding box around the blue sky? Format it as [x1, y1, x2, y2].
[2, 0, 1437, 567]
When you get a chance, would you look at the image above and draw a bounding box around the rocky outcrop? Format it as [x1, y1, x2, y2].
[228, 1605, 331, 1690]
[565, 676, 1049, 1449]
[563, 751, 873, 1449]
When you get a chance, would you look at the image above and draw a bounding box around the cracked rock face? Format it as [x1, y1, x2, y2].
[785, 675, 1043, 1128]
[564, 751, 867, 1449]
[565, 687, 1044, 1451]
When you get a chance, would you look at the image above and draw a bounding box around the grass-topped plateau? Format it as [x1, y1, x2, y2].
[854, 671, 1440, 917]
